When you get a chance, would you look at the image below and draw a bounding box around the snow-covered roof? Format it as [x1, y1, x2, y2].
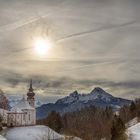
[10, 98, 34, 112]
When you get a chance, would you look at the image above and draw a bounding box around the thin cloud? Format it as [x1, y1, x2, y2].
[57, 20, 137, 42]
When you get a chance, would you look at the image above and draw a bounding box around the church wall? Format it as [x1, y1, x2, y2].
[27, 98, 35, 107]
[7, 113, 25, 127]
[21, 113, 26, 125]
[7, 113, 16, 126]
[25, 109, 36, 125]
[7, 109, 36, 127]
[16, 113, 23, 126]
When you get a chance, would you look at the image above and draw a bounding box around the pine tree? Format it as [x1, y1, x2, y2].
[46, 111, 62, 133]
[130, 101, 137, 118]
[111, 115, 126, 140]
[0, 115, 3, 131]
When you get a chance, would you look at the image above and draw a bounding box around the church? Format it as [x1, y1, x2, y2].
[7, 80, 36, 127]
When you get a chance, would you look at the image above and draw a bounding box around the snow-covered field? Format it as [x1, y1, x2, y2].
[126, 117, 138, 128]
[127, 122, 140, 140]
[0, 135, 6, 140]
[3, 125, 81, 140]
[5, 125, 64, 140]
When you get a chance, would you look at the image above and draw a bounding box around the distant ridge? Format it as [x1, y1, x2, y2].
[36, 87, 131, 120]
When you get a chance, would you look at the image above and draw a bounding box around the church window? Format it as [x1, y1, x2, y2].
[23, 114, 26, 121]
[29, 113, 30, 121]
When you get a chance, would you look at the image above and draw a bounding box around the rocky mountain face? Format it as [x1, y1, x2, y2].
[36, 87, 131, 120]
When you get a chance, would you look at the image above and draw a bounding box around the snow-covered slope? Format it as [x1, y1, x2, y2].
[4, 125, 81, 140]
[5, 125, 64, 140]
[37, 87, 131, 119]
[128, 122, 140, 140]
[0, 135, 7, 140]
[126, 117, 138, 128]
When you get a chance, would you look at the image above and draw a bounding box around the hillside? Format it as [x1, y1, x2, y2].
[4, 125, 63, 140]
[3, 125, 81, 140]
[127, 122, 140, 140]
[37, 87, 131, 119]
[0, 135, 6, 140]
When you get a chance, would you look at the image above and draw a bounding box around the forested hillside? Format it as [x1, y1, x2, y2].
[37, 99, 140, 140]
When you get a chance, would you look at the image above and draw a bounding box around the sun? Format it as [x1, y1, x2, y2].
[34, 38, 52, 55]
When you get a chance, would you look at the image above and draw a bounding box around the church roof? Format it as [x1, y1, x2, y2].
[10, 98, 34, 112]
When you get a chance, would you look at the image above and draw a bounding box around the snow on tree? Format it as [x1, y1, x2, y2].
[0, 89, 9, 110]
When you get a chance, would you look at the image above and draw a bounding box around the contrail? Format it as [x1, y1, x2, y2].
[0, 17, 38, 32]
[3, 20, 137, 58]
[57, 20, 137, 42]
[0, 14, 50, 33]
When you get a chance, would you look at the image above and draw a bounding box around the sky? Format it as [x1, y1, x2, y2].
[0, 0, 140, 102]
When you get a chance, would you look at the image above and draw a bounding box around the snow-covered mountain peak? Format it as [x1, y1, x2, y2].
[90, 87, 112, 96]
[91, 87, 106, 93]
[70, 90, 79, 97]
[56, 87, 114, 104]
[37, 87, 132, 119]
[56, 91, 80, 104]
[89, 87, 113, 101]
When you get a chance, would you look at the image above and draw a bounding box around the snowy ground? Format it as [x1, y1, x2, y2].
[2, 125, 81, 140]
[126, 117, 138, 128]
[4, 125, 64, 140]
[0, 135, 6, 140]
[127, 122, 140, 140]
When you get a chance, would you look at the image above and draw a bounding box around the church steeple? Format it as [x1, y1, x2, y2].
[27, 79, 35, 107]
[29, 79, 33, 92]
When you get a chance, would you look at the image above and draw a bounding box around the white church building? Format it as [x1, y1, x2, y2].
[6, 80, 36, 127]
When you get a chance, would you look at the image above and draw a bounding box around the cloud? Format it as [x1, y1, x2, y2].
[0, 0, 140, 101]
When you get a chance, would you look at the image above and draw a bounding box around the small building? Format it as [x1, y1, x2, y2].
[7, 80, 36, 127]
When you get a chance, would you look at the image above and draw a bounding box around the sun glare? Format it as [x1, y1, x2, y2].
[34, 38, 52, 55]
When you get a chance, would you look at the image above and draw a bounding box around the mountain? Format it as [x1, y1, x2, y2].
[36, 87, 131, 120]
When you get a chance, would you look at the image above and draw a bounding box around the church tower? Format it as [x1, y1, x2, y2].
[27, 79, 35, 107]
